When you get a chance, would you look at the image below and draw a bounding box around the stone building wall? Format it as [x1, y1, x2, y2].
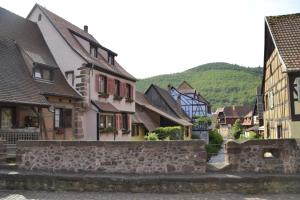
[225, 139, 300, 174]
[16, 140, 206, 174]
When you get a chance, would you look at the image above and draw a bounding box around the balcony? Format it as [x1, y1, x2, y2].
[0, 128, 39, 144]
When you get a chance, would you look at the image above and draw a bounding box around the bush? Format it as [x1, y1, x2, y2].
[144, 132, 159, 141]
[247, 131, 259, 139]
[153, 126, 183, 140]
[231, 119, 244, 139]
[206, 129, 224, 160]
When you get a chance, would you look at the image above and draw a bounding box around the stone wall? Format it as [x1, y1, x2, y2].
[225, 139, 300, 174]
[16, 140, 206, 174]
[0, 140, 6, 164]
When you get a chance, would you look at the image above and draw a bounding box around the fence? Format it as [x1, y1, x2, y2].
[0, 129, 39, 144]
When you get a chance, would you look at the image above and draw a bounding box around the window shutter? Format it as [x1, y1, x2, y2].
[130, 85, 133, 99]
[119, 114, 123, 129]
[115, 114, 119, 129]
[108, 78, 115, 95]
[63, 109, 72, 128]
[95, 74, 99, 92]
[120, 82, 126, 97]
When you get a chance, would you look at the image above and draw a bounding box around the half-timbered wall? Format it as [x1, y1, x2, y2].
[263, 49, 290, 139]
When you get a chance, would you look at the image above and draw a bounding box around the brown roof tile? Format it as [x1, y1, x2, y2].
[266, 13, 300, 71]
[92, 101, 120, 113]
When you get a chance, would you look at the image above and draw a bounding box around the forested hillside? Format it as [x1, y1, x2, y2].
[136, 62, 263, 111]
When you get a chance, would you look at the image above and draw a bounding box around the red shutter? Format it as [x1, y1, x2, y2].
[120, 82, 126, 97]
[108, 78, 115, 95]
[115, 114, 119, 129]
[130, 85, 133, 99]
[95, 74, 99, 92]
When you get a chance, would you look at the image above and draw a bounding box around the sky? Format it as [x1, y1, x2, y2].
[1, 0, 300, 79]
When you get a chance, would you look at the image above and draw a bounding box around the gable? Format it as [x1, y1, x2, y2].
[177, 81, 194, 90]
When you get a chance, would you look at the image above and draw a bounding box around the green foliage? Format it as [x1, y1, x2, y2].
[193, 116, 212, 125]
[101, 127, 117, 133]
[247, 131, 260, 139]
[136, 62, 262, 111]
[153, 126, 183, 140]
[144, 132, 159, 141]
[206, 129, 224, 159]
[231, 119, 244, 139]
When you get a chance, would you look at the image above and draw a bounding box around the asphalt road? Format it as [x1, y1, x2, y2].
[0, 190, 300, 200]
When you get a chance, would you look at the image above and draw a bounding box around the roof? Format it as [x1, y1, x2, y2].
[0, 6, 81, 99]
[132, 104, 158, 132]
[31, 4, 136, 81]
[92, 101, 120, 113]
[176, 81, 209, 104]
[266, 13, 300, 71]
[218, 106, 252, 118]
[135, 91, 192, 127]
[177, 81, 194, 91]
[148, 85, 191, 121]
[0, 39, 49, 106]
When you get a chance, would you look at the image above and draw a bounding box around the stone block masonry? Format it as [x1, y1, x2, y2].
[225, 139, 300, 174]
[16, 140, 207, 174]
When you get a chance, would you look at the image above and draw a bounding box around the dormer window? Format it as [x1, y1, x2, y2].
[90, 45, 97, 58]
[33, 67, 52, 81]
[108, 54, 114, 65]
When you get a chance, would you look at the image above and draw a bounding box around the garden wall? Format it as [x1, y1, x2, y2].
[225, 139, 300, 174]
[16, 140, 207, 174]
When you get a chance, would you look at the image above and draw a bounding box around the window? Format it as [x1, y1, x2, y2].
[108, 54, 114, 65]
[114, 80, 120, 96]
[132, 124, 139, 136]
[99, 115, 115, 129]
[265, 94, 269, 110]
[126, 84, 131, 98]
[122, 114, 128, 131]
[99, 75, 107, 93]
[65, 71, 74, 86]
[33, 67, 52, 81]
[289, 75, 300, 120]
[0, 108, 13, 129]
[54, 108, 72, 129]
[38, 14, 42, 21]
[277, 124, 282, 139]
[90, 45, 97, 58]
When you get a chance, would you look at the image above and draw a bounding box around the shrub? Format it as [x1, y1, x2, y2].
[247, 131, 259, 139]
[144, 132, 159, 141]
[206, 129, 224, 160]
[153, 126, 183, 140]
[231, 119, 244, 139]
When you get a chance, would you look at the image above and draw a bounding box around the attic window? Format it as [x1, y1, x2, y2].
[33, 67, 52, 81]
[108, 54, 115, 65]
[38, 14, 42, 21]
[90, 45, 97, 58]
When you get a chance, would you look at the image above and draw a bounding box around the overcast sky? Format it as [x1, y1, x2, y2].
[1, 0, 300, 78]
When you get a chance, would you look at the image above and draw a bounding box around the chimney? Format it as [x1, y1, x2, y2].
[84, 25, 88, 33]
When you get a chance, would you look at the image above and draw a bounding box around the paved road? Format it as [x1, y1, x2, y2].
[0, 191, 300, 200]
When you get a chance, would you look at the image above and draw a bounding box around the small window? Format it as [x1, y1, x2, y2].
[38, 14, 42, 21]
[33, 67, 52, 81]
[108, 54, 114, 65]
[54, 108, 72, 129]
[0, 108, 13, 129]
[277, 124, 282, 139]
[99, 115, 106, 129]
[99, 115, 115, 129]
[114, 80, 120, 96]
[126, 84, 131, 98]
[90, 45, 97, 58]
[65, 71, 74, 86]
[99, 75, 107, 93]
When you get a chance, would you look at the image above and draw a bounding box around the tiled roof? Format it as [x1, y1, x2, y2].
[0, 6, 81, 99]
[150, 85, 191, 121]
[221, 106, 252, 118]
[92, 101, 120, 113]
[266, 13, 300, 71]
[0, 39, 49, 106]
[135, 91, 192, 127]
[34, 4, 136, 81]
[132, 104, 158, 132]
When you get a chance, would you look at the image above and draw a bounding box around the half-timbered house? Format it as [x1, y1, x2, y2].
[263, 13, 300, 139]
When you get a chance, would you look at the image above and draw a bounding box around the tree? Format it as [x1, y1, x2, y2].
[231, 119, 243, 139]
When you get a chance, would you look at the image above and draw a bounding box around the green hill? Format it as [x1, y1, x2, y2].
[136, 62, 263, 111]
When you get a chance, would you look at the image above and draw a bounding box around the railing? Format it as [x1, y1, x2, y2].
[0, 129, 39, 144]
[193, 124, 210, 131]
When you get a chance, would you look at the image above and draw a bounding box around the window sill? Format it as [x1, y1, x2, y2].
[125, 97, 134, 103]
[98, 92, 109, 98]
[113, 95, 123, 101]
[122, 129, 130, 134]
